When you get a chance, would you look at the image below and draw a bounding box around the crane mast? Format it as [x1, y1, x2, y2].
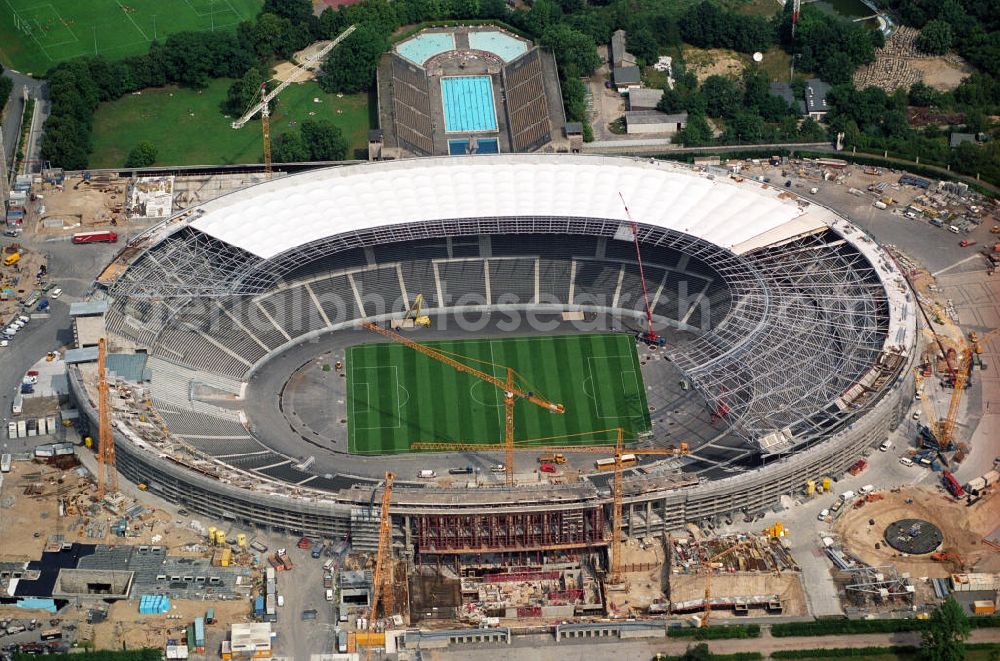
[260, 83, 272, 177]
[619, 193, 664, 347]
[366, 471, 394, 659]
[96, 338, 118, 499]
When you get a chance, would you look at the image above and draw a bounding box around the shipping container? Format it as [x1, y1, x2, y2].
[251, 538, 268, 553]
[254, 596, 265, 616]
[337, 630, 348, 653]
[193, 617, 205, 647]
[265, 594, 276, 615]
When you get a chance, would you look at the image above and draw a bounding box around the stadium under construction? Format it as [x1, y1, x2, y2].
[70, 154, 917, 570]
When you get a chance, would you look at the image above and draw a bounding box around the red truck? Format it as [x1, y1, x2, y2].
[72, 230, 118, 244]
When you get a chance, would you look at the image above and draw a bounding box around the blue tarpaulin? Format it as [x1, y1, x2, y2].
[139, 594, 170, 614]
[16, 598, 57, 613]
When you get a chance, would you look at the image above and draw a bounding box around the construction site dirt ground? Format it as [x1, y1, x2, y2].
[667, 573, 807, 620]
[31, 176, 127, 232]
[88, 599, 250, 651]
[0, 460, 212, 560]
[834, 486, 1000, 576]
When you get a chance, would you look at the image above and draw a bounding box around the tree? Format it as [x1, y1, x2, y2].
[657, 87, 685, 114]
[909, 81, 942, 107]
[916, 19, 954, 54]
[271, 132, 310, 163]
[628, 28, 658, 66]
[921, 598, 970, 661]
[263, 0, 314, 24]
[300, 119, 348, 160]
[680, 643, 711, 661]
[540, 24, 600, 78]
[676, 112, 713, 146]
[725, 111, 765, 143]
[316, 26, 388, 93]
[0, 63, 12, 111]
[222, 68, 265, 118]
[701, 75, 742, 119]
[124, 141, 158, 168]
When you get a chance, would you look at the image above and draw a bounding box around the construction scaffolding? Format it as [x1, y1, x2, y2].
[415, 508, 605, 558]
[841, 565, 915, 608]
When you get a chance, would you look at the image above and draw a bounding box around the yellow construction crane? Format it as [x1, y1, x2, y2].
[398, 293, 430, 328]
[701, 541, 748, 627]
[938, 347, 974, 451]
[96, 338, 118, 499]
[362, 321, 564, 486]
[413, 428, 690, 584]
[366, 471, 394, 659]
[230, 25, 357, 176]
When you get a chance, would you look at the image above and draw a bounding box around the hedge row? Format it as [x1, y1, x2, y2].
[771, 615, 1000, 638]
[667, 624, 761, 640]
[770, 645, 919, 659]
[15, 651, 161, 661]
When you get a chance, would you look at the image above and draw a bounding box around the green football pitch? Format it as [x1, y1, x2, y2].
[0, 0, 262, 73]
[346, 333, 651, 454]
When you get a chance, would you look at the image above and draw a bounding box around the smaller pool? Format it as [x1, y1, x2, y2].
[468, 30, 528, 62]
[396, 32, 456, 65]
[448, 138, 500, 155]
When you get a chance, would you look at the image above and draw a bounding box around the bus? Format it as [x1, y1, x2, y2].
[40, 628, 62, 641]
[71, 230, 118, 244]
[595, 454, 637, 471]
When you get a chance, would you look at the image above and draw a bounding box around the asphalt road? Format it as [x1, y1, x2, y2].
[0, 70, 46, 180]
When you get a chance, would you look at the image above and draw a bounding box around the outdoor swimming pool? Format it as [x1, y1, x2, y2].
[441, 76, 498, 133]
[468, 30, 528, 62]
[396, 32, 456, 65]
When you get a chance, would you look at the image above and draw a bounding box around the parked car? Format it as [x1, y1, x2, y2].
[539, 463, 557, 473]
[49, 288, 62, 299]
[817, 509, 829, 520]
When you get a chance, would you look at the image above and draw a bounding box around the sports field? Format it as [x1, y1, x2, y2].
[0, 0, 262, 73]
[346, 333, 651, 454]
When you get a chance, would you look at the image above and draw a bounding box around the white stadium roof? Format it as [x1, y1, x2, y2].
[190, 155, 826, 260]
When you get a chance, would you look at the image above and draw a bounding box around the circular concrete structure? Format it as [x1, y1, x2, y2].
[884, 519, 943, 555]
[72, 155, 918, 551]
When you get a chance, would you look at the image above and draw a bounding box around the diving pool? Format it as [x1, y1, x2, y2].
[468, 30, 528, 62]
[396, 32, 456, 65]
[441, 76, 498, 133]
[448, 138, 499, 155]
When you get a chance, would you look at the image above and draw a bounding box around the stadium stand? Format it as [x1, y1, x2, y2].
[437, 260, 487, 303]
[373, 239, 449, 264]
[391, 57, 435, 155]
[308, 275, 364, 325]
[398, 260, 443, 308]
[502, 49, 551, 152]
[257, 286, 328, 340]
[354, 266, 406, 316]
[488, 258, 536, 304]
[225, 453, 289, 470]
[537, 258, 573, 303]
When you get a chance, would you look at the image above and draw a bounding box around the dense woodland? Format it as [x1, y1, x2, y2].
[26, 0, 1000, 186]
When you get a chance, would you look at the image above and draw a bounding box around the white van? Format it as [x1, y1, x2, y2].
[839, 490, 855, 502]
[49, 288, 62, 299]
[879, 440, 892, 452]
[899, 457, 914, 467]
[325, 589, 335, 602]
[948, 225, 960, 234]
[817, 508, 830, 521]
[859, 484, 875, 495]
[323, 558, 336, 571]
[277, 595, 284, 607]
[418, 470, 436, 479]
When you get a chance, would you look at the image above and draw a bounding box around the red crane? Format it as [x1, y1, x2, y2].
[619, 193, 665, 348]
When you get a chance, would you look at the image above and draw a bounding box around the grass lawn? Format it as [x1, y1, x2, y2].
[0, 0, 262, 74]
[346, 333, 651, 455]
[760, 46, 793, 83]
[90, 78, 371, 167]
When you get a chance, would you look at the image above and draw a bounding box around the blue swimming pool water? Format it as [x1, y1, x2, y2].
[448, 138, 500, 155]
[441, 76, 498, 133]
[476, 138, 499, 153]
[468, 30, 528, 62]
[396, 32, 455, 65]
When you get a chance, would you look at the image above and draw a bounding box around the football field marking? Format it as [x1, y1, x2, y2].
[584, 355, 643, 422]
[350, 364, 402, 430]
